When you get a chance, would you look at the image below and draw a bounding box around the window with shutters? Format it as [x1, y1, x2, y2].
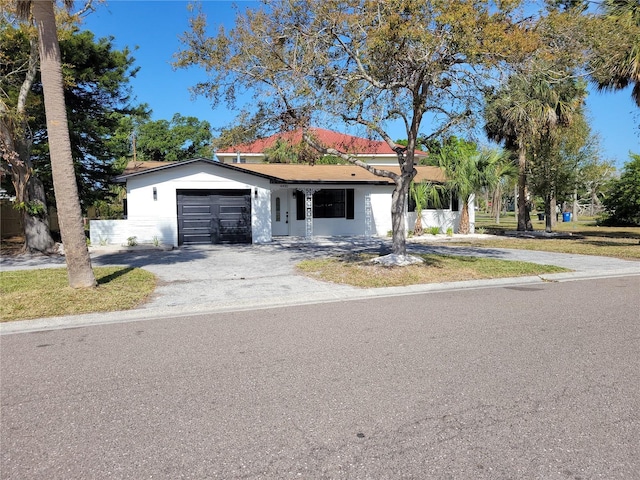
[295, 189, 355, 219]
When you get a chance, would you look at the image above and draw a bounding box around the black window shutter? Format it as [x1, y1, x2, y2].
[451, 193, 460, 211]
[296, 191, 305, 220]
[346, 189, 354, 219]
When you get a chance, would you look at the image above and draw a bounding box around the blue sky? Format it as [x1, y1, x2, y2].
[83, 0, 639, 169]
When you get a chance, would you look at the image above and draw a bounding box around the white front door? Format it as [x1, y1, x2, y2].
[271, 193, 290, 236]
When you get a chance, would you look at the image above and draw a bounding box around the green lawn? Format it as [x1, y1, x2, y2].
[0, 267, 156, 322]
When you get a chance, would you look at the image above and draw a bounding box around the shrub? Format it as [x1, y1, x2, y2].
[603, 153, 640, 226]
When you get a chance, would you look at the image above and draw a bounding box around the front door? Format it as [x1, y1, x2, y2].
[271, 193, 289, 236]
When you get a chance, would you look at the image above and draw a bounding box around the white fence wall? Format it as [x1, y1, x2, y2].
[407, 210, 461, 234]
[89, 218, 176, 246]
[406, 196, 475, 234]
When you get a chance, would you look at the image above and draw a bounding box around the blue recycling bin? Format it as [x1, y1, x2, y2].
[562, 212, 571, 222]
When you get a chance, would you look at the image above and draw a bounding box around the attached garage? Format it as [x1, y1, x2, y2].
[177, 189, 252, 245]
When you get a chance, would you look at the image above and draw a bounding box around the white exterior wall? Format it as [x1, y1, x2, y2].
[90, 163, 272, 247]
[282, 185, 469, 238]
[406, 194, 475, 234]
[367, 188, 474, 236]
[369, 187, 394, 236]
[89, 218, 176, 246]
[406, 210, 459, 234]
[284, 186, 395, 237]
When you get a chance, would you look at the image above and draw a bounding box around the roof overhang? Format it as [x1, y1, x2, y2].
[115, 158, 447, 185]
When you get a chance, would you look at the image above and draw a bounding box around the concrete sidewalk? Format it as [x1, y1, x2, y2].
[2, 236, 639, 334]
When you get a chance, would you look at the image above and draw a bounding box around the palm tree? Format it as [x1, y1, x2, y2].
[529, 80, 588, 233]
[485, 150, 517, 224]
[591, 0, 640, 106]
[410, 181, 445, 236]
[438, 147, 503, 235]
[484, 72, 581, 231]
[16, 0, 96, 288]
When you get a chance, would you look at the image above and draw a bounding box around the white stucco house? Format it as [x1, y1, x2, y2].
[90, 129, 474, 247]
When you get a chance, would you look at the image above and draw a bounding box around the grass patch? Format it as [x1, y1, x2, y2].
[473, 213, 640, 260]
[455, 237, 640, 260]
[297, 253, 568, 288]
[0, 267, 156, 322]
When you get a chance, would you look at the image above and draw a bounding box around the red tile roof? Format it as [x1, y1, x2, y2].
[217, 127, 427, 157]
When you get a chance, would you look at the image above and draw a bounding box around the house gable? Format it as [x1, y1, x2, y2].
[117, 157, 446, 186]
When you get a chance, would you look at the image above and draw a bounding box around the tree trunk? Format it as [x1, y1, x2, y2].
[414, 212, 423, 236]
[459, 200, 470, 234]
[544, 194, 553, 233]
[23, 177, 56, 253]
[0, 34, 55, 253]
[3, 137, 56, 253]
[516, 145, 532, 231]
[572, 186, 578, 222]
[492, 185, 502, 224]
[590, 190, 601, 216]
[391, 177, 408, 256]
[32, 1, 96, 288]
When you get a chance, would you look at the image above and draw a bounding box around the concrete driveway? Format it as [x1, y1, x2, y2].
[1, 236, 639, 334]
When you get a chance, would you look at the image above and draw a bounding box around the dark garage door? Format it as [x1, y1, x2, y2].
[177, 190, 252, 245]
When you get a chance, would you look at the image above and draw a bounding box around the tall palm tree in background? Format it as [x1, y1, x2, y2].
[530, 79, 588, 233]
[15, 0, 96, 288]
[484, 73, 582, 231]
[591, 0, 640, 107]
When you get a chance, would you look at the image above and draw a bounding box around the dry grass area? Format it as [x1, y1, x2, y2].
[297, 253, 568, 288]
[472, 215, 640, 260]
[456, 236, 640, 260]
[0, 267, 156, 322]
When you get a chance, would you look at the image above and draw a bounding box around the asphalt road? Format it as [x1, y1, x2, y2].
[1, 276, 639, 479]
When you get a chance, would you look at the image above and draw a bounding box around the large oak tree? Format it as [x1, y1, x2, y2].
[175, 0, 537, 258]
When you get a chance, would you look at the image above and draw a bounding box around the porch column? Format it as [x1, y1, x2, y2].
[364, 191, 372, 238]
[302, 188, 320, 239]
